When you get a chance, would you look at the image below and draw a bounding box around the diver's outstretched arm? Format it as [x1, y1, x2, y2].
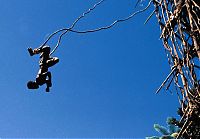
[45, 71, 52, 92]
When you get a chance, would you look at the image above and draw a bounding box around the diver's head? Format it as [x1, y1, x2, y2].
[27, 81, 39, 89]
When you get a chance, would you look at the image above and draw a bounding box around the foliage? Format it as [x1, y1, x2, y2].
[146, 117, 180, 139]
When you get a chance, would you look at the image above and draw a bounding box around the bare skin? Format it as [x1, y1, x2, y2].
[27, 45, 59, 92]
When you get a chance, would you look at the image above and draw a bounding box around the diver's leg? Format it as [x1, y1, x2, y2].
[46, 57, 59, 67]
[41, 46, 51, 55]
[28, 45, 50, 56]
[28, 48, 34, 56]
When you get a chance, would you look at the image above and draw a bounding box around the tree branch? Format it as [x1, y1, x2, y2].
[156, 66, 177, 94]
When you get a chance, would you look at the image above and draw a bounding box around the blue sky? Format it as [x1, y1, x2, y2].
[0, 0, 180, 138]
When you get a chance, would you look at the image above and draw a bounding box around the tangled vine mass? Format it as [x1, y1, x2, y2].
[153, 0, 200, 138]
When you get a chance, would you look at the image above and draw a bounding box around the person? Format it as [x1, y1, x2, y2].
[27, 45, 59, 92]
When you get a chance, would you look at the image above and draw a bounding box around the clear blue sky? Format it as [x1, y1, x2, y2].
[0, 0, 180, 138]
